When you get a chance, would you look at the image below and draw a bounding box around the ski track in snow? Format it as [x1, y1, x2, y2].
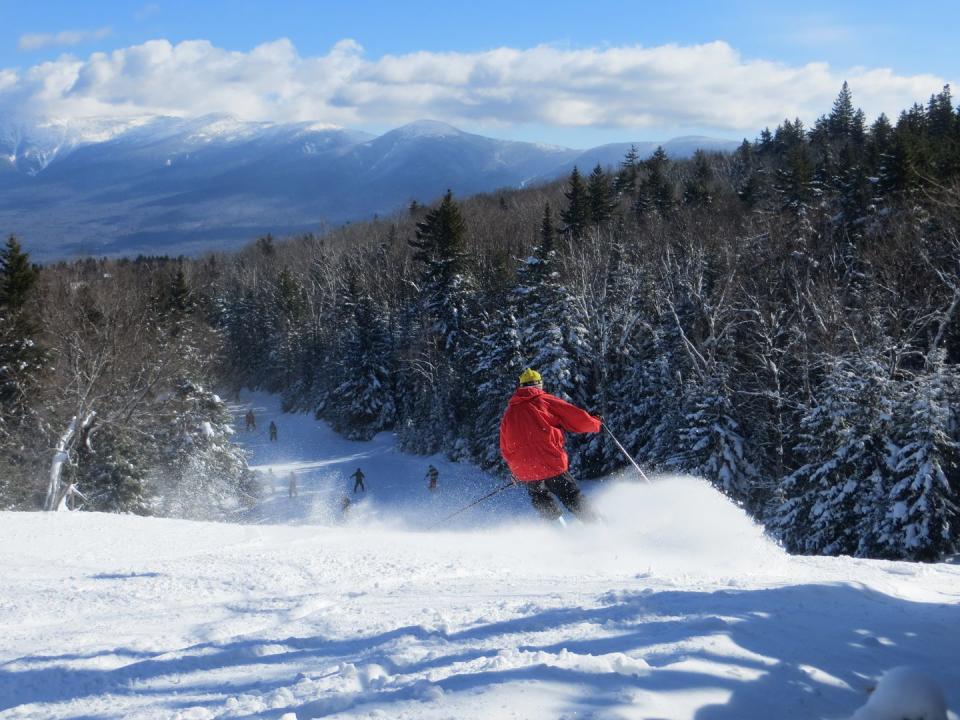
[1, 390, 958, 719]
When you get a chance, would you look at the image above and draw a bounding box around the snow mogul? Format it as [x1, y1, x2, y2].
[499, 368, 601, 522]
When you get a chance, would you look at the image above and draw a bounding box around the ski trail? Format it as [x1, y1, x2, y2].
[228, 390, 532, 529]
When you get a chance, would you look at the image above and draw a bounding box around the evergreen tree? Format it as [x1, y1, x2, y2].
[879, 360, 960, 560]
[0, 236, 44, 435]
[826, 82, 865, 142]
[328, 278, 397, 440]
[774, 355, 896, 556]
[637, 147, 674, 217]
[0, 236, 45, 508]
[512, 209, 580, 401]
[466, 302, 523, 470]
[408, 190, 471, 352]
[774, 143, 818, 233]
[674, 373, 755, 501]
[269, 268, 309, 392]
[614, 145, 640, 197]
[683, 150, 714, 207]
[153, 382, 255, 520]
[586, 163, 616, 231]
[74, 426, 152, 514]
[560, 166, 589, 240]
[401, 191, 475, 453]
[0, 236, 39, 309]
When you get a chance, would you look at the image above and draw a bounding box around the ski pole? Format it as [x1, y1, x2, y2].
[602, 423, 652, 484]
[430, 480, 517, 529]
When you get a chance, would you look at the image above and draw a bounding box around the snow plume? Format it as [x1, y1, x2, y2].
[0, 37, 950, 136]
[850, 666, 949, 720]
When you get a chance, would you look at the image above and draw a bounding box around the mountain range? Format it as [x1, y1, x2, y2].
[0, 115, 740, 260]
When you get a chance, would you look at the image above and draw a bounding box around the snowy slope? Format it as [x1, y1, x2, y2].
[1, 391, 958, 720]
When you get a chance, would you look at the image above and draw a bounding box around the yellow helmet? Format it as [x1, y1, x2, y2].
[518, 368, 542, 386]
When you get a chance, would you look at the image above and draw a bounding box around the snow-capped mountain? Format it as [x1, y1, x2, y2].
[0, 115, 739, 260]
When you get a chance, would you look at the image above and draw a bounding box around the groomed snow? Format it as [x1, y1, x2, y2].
[1, 391, 957, 719]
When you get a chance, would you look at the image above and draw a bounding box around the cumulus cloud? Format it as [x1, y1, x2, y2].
[18, 27, 112, 52]
[0, 37, 951, 137]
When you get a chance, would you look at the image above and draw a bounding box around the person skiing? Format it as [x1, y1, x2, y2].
[288, 472, 298, 498]
[351, 467, 366, 493]
[499, 368, 601, 522]
[269, 421, 278, 442]
[426, 464, 439, 492]
[266, 468, 276, 496]
[245, 409, 256, 431]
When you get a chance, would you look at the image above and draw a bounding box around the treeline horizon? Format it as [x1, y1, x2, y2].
[3, 82, 960, 560]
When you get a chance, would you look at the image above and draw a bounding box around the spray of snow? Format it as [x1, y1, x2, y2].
[851, 666, 949, 720]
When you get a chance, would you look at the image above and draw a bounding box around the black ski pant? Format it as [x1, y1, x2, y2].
[525, 472, 596, 522]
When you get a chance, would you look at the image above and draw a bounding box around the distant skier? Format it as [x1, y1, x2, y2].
[426, 464, 439, 492]
[288, 472, 298, 498]
[351, 467, 366, 493]
[245, 409, 256, 431]
[269, 421, 278, 442]
[267, 468, 276, 496]
[499, 368, 601, 522]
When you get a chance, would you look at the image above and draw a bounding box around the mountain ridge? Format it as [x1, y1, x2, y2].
[0, 115, 740, 260]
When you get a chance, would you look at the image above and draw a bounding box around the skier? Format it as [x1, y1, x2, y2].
[245, 409, 256, 431]
[266, 468, 276, 496]
[426, 464, 439, 492]
[288, 472, 298, 498]
[499, 368, 601, 522]
[351, 467, 366, 493]
[269, 421, 278, 442]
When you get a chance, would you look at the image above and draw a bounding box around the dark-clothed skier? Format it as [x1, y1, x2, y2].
[499, 368, 601, 522]
[426, 464, 439, 492]
[351, 468, 366, 493]
[269, 421, 278, 442]
[245, 409, 256, 431]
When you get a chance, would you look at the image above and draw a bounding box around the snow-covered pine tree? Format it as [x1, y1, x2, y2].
[73, 426, 152, 514]
[267, 268, 309, 393]
[398, 191, 476, 454]
[152, 382, 255, 520]
[0, 236, 46, 508]
[465, 300, 523, 471]
[673, 372, 756, 502]
[0, 236, 44, 428]
[878, 357, 960, 560]
[574, 236, 644, 475]
[774, 354, 896, 556]
[328, 277, 397, 440]
[659, 236, 756, 504]
[513, 204, 580, 402]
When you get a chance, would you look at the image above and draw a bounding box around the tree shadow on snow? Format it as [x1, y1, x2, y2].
[1, 581, 957, 718]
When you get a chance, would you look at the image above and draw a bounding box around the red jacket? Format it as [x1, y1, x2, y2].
[499, 387, 601, 482]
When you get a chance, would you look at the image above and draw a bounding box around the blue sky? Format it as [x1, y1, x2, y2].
[2, 0, 958, 147]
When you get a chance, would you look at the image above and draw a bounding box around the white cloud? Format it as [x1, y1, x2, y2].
[18, 27, 112, 52]
[0, 37, 951, 138]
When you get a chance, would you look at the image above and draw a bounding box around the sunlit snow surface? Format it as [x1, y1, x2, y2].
[0, 391, 957, 719]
